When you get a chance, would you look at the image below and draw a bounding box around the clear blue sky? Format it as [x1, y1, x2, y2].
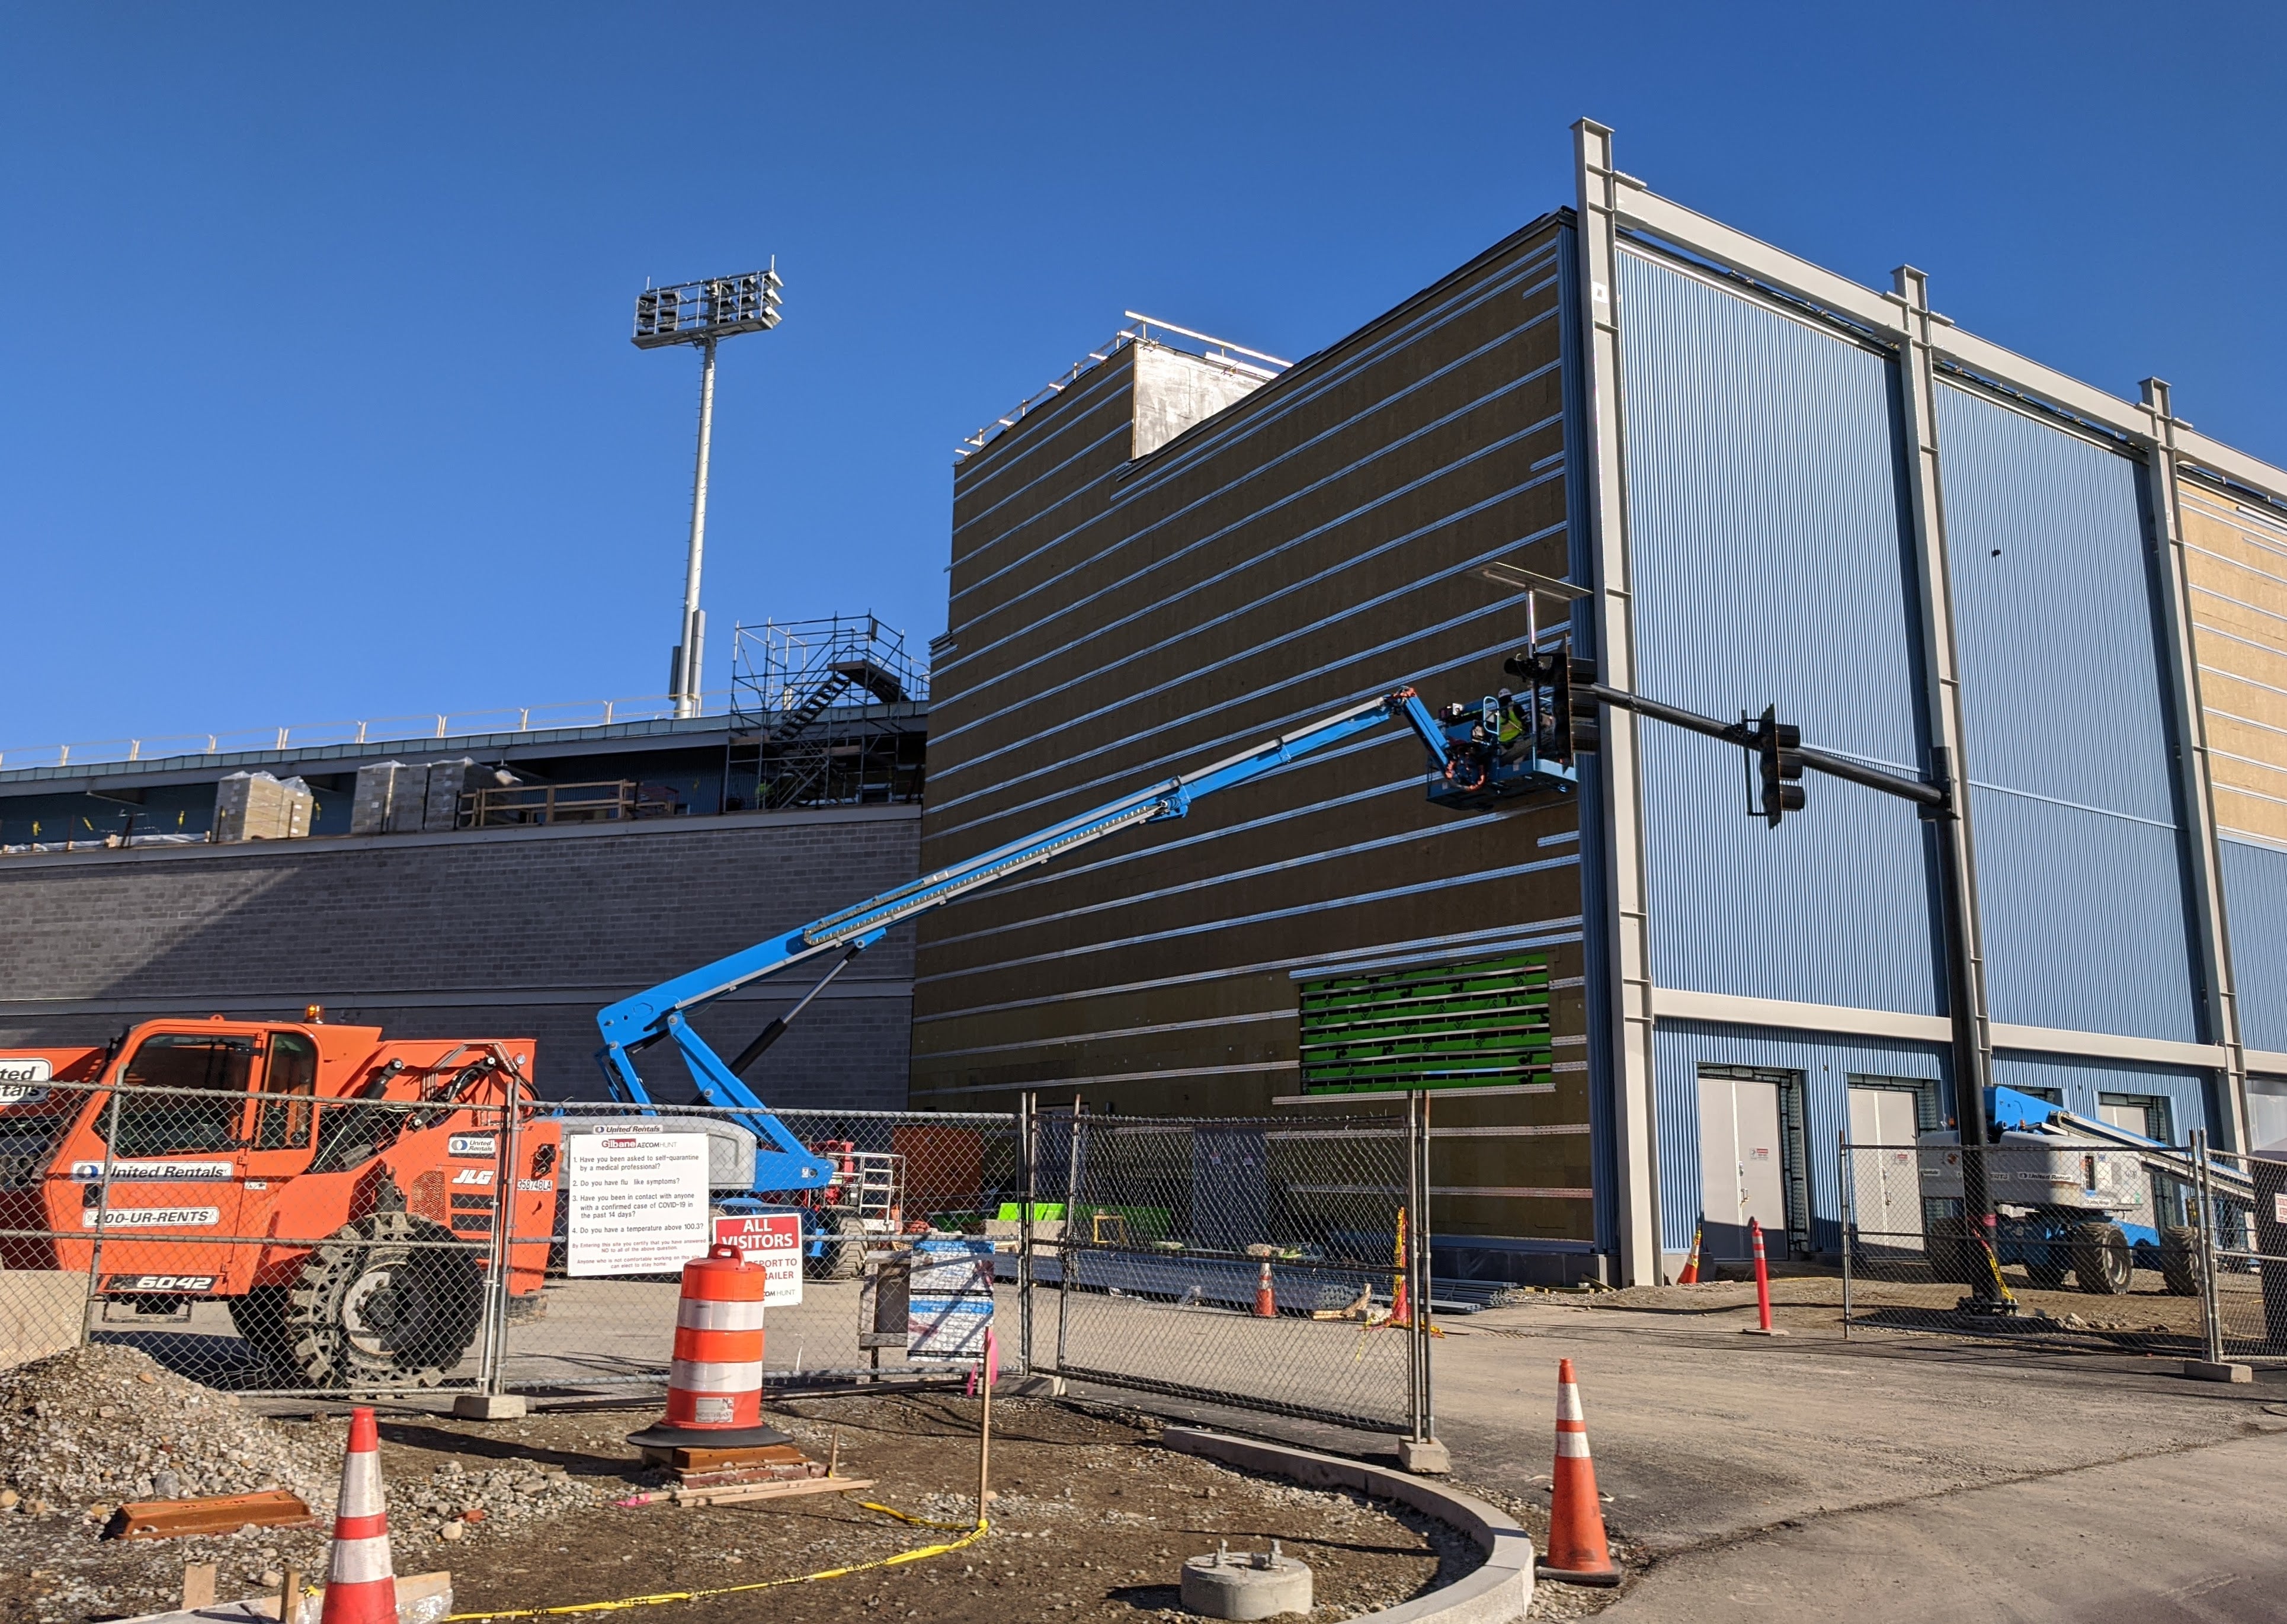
[4, 4, 2282, 751]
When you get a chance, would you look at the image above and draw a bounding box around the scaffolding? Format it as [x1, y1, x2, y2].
[724, 615, 928, 811]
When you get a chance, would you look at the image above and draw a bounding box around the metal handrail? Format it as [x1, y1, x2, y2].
[0, 690, 732, 774]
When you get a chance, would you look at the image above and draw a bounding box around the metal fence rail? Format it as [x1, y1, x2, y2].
[1840, 1135, 2287, 1366]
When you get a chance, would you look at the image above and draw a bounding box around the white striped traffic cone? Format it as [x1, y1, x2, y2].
[318, 1407, 396, 1624]
[1535, 1359, 1620, 1587]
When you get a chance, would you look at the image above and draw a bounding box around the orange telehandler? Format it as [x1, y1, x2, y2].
[0, 1014, 558, 1388]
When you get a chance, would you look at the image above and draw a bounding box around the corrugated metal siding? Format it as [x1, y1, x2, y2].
[1653, 1020, 1948, 1254]
[2221, 835, 2287, 1053]
[1988, 1053, 2212, 1142]
[1935, 383, 2201, 1041]
[1615, 248, 1943, 1016]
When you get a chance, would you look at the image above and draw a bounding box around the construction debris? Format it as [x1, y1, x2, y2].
[0, 1345, 336, 1518]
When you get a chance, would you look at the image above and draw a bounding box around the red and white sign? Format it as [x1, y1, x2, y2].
[712, 1212, 805, 1306]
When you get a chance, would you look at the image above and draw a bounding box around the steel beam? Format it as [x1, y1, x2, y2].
[1571, 118, 1664, 1286]
[2139, 378, 2251, 1151]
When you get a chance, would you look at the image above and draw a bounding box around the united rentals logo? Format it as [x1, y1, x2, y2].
[448, 1135, 498, 1158]
[0, 1058, 52, 1104]
[71, 1161, 233, 1183]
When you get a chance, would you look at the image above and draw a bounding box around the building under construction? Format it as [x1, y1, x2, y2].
[914, 118, 2287, 1287]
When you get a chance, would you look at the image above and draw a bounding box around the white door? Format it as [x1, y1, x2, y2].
[1697, 1074, 1789, 1260]
[1846, 1087, 1924, 1250]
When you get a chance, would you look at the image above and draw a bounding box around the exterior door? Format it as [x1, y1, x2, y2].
[1846, 1085, 1924, 1251]
[1697, 1071, 1789, 1261]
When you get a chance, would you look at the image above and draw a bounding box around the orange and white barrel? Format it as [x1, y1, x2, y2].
[626, 1241, 789, 1450]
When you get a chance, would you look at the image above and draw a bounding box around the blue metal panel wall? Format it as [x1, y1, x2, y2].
[1615, 249, 1943, 1016]
[1935, 384, 2201, 1041]
[1988, 1053, 2212, 1142]
[2221, 835, 2287, 1053]
[1653, 1020, 1948, 1254]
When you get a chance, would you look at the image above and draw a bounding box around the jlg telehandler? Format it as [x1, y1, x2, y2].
[0, 1014, 558, 1388]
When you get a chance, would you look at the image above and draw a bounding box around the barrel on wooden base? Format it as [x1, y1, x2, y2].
[626, 1242, 790, 1452]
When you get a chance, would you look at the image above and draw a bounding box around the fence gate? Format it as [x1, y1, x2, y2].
[1023, 1100, 1433, 1436]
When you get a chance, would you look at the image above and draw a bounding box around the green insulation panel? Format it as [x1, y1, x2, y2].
[1298, 952, 1553, 1094]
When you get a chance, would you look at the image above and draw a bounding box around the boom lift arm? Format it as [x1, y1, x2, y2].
[595, 687, 1459, 1190]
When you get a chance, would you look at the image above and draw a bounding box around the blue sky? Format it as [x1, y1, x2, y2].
[4, 4, 2282, 750]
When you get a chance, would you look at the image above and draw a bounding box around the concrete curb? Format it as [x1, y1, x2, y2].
[1162, 1428, 1535, 1623]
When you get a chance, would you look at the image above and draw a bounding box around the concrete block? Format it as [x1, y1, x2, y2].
[213, 771, 294, 843]
[423, 758, 481, 832]
[0, 1267, 89, 1369]
[452, 1393, 529, 1420]
[1398, 1436, 1452, 1475]
[2183, 1359, 2254, 1383]
[351, 762, 409, 836]
[1181, 1546, 1311, 1620]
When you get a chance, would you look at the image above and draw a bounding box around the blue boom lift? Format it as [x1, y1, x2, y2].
[591, 678, 1576, 1238]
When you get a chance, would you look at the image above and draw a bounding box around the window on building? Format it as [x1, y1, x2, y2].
[107, 1034, 255, 1157]
[2098, 1093, 2174, 1145]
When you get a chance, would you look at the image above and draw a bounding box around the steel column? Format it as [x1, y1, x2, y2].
[2138, 379, 2250, 1151]
[1890, 267, 1998, 1171]
[1572, 118, 1664, 1285]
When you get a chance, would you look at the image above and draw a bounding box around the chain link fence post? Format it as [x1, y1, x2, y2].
[2195, 1127, 2224, 1367]
[1055, 1097, 1082, 1375]
[78, 1085, 124, 1346]
[1017, 1091, 1036, 1378]
[1840, 1129, 1853, 1340]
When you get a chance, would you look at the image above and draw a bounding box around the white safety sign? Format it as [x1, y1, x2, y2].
[565, 1132, 710, 1277]
[908, 1238, 995, 1362]
[71, 1161, 234, 1183]
[711, 1212, 805, 1306]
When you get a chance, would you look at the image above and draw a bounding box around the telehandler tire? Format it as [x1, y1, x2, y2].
[803, 1212, 867, 1282]
[282, 1212, 486, 1388]
[228, 1286, 297, 1373]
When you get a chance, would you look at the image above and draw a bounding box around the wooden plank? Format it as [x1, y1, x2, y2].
[106, 1491, 315, 1541]
[674, 1475, 875, 1508]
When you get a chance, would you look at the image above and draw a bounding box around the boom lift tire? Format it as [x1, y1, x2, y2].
[804, 1212, 867, 1282]
[283, 1213, 486, 1387]
[2158, 1225, 2205, 1298]
[2071, 1220, 2135, 1296]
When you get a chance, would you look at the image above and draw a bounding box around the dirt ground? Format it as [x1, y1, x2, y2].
[0, 1393, 1510, 1623]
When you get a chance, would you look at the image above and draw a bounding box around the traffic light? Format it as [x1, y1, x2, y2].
[1500, 647, 1601, 763]
[1756, 705, 1804, 827]
[1564, 658, 1600, 758]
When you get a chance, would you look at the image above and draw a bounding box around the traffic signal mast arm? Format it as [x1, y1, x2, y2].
[1575, 680, 1949, 812]
[594, 686, 1456, 1179]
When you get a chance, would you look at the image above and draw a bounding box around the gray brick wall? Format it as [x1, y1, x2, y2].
[0, 806, 920, 1108]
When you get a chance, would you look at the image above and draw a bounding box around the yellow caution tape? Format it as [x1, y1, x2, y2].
[440, 1504, 991, 1620]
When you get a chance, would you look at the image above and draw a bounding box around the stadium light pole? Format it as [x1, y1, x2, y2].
[633, 263, 783, 719]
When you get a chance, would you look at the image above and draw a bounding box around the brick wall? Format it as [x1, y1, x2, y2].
[0, 806, 920, 1108]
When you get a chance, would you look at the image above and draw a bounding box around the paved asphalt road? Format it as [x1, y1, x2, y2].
[1426, 1293, 2287, 1622]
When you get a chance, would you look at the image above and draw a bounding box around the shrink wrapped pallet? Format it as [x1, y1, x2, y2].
[422, 757, 482, 831]
[351, 761, 411, 836]
[280, 777, 315, 838]
[212, 771, 293, 842]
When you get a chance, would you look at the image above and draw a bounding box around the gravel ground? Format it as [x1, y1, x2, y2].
[0, 1383, 1625, 1623]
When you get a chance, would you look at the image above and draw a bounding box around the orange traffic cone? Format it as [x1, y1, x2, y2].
[1535, 1359, 1620, 1588]
[318, 1407, 396, 1624]
[1676, 1223, 1703, 1285]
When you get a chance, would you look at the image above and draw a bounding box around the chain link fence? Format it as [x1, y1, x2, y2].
[2, 1080, 1437, 1437]
[1026, 1101, 1434, 1434]
[1, 1071, 531, 1396]
[1840, 1133, 2287, 1366]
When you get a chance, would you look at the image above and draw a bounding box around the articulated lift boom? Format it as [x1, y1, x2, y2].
[594, 681, 1567, 1194]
